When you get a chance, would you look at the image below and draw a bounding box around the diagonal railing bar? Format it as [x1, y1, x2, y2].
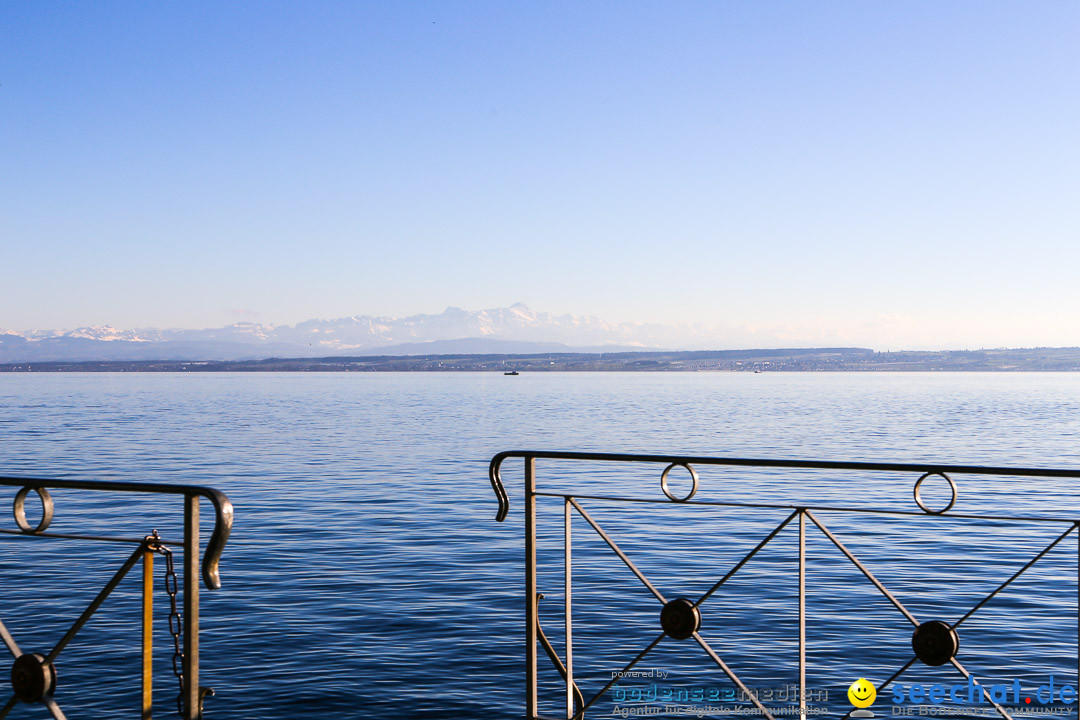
[42, 694, 68, 720]
[952, 524, 1076, 631]
[0, 543, 147, 720]
[580, 633, 666, 712]
[0, 547, 139, 718]
[875, 655, 918, 696]
[0, 619, 20, 658]
[831, 525, 1070, 720]
[950, 658, 1015, 720]
[693, 632, 777, 720]
[694, 509, 800, 608]
[805, 510, 920, 627]
[44, 542, 145, 665]
[569, 498, 667, 604]
[535, 593, 585, 718]
[572, 499, 797, 718]
[570, 500, 801, 718]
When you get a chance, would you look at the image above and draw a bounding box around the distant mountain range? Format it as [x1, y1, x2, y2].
[0, 304, 717, 362]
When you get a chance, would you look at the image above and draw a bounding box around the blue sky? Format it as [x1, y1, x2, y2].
[2, 2, 1077, 349]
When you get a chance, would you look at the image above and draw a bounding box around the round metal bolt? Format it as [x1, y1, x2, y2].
[660, 597, 701, 640]
[912, 620, 959, 666]
[661, 463, 699, 502]
[13, 487, 54, 534]
[11, 653, 56, 703]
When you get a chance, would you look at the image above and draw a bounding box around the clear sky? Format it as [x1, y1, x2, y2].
[2, 2, 1077, 349]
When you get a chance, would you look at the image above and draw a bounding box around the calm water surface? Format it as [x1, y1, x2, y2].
[1, 372, 1080, 719]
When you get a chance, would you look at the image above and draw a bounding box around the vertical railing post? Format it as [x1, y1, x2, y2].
[525, 457, 537, 720]
[142, 545, 154, 720]
[184, 494, 200, 720]
[799, 509, 806, 719]
[565, 496, 573, 720]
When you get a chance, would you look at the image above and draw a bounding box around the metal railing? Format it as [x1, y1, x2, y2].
[0, 477, 233, 720]
[489, 451, 1080, 720]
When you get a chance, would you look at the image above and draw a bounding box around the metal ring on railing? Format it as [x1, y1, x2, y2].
[13, 486, 54, 534]
[913, 472, 957, 515]
[661, 463, 699, 502]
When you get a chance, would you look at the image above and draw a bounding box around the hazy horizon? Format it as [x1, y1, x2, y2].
[4, 303, 1079, 354]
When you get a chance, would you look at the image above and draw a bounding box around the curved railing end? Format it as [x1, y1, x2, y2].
[489, 452, 514, 522]
[198, 487, 233, 590]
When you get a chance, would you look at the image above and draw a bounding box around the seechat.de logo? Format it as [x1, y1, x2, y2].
[891, 676, 1078, 706]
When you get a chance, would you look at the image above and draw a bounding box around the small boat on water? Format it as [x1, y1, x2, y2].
[504, 371, 520, 376]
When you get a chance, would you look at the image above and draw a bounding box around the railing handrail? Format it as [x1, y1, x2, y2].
[489, 450, 1080, 522]
[0, 476, 233, 590]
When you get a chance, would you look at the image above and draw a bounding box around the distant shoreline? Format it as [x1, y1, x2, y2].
[5, 347, 1080, 372]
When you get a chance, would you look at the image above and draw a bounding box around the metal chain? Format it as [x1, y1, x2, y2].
[147, 531, 186, 717]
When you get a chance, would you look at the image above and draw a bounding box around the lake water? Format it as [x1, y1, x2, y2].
[2, 372, 1080, 719]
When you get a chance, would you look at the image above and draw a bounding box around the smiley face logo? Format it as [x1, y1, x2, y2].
[848, 678, 877, 708]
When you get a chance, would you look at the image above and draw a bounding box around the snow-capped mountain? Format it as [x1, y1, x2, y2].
[29, 325, 161, 342]
[0, 304, 724, 362]
[264, 304, 656, 350]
